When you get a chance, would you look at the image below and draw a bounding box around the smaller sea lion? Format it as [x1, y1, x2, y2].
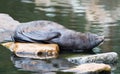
[14, 20, 104, 52]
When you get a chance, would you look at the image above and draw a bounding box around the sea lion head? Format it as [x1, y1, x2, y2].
[85, 33, 104, 51]
[77, 32, 104, 52]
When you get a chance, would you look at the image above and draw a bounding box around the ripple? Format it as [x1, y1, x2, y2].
[21, 0, 33, 3]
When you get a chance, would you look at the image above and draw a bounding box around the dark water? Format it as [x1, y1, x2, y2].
[0, 0, 120, 74]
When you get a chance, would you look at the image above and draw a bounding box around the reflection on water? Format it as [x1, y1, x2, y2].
[0, 0, 120, 74]
[11, 55, 76, 74]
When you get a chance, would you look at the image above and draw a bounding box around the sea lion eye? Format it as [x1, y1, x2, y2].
[95, 37, 99, 40]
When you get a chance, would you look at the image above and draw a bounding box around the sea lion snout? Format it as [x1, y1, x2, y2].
[86, 33, 104, 49]
[96, 36, 104, 43]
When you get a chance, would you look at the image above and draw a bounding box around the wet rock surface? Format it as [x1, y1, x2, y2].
[67, 52, 118, 64]
[63, 63, 111, 74]
[2, 42, 59, 59]
[0, 13, 20, 31]
[0, 13, 20, 43]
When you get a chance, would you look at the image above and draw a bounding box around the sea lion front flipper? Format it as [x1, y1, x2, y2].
[22, 31, 61, 41]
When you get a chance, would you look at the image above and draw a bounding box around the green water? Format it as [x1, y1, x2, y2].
[0, 0, 120, 74]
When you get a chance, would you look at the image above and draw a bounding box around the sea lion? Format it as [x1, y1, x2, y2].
[14, 20, 104, 52]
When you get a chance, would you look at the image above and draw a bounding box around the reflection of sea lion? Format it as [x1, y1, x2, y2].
[11, 55, 76, 73]
[14, 20, 104, 52]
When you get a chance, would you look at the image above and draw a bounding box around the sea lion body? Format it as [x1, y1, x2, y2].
[14, 20, 104, 52]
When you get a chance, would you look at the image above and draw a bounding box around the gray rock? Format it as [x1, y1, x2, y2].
[0, 13, 20, 31]
[67, 52, 118, 64]
[0, 13, 20, 43]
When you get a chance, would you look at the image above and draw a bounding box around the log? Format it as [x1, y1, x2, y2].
[66, 52, 118, 65]
[2, 42, 59, 59]
[63, 63, 111, 74]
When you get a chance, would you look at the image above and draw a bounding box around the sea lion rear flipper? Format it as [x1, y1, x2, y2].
[23, 31, 61, 41]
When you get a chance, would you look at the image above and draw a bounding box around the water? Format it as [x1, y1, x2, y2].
[0, 0, 120, 74]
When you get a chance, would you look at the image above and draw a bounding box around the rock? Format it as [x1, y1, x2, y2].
[0, 30, 14, 42]
[2, 42, 59, 59]
[63, 63, 111, 74]
[67, 52, 118, 64]
[0, 13, 20, 43]
[0, 13, 20, 31]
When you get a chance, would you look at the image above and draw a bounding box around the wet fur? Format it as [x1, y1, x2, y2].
[14, 20, 104, 52]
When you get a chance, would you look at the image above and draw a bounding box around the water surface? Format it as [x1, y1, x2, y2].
[0, 0, 120, 74]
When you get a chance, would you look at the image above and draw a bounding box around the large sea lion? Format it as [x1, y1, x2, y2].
[14, 20, 104, 52]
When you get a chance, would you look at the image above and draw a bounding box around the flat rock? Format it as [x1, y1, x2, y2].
[63, 63, 111, 74]
[2, 42, 59, 59]
[67, 52, 118, 64]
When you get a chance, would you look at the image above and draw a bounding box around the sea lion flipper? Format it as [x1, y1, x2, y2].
[23, 31, 61, 41]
